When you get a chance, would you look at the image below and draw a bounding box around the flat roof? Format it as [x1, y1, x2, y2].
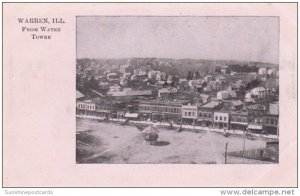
[200, 101, 221, 109]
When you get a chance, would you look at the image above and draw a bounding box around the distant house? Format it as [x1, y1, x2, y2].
[208, 81, 222, 91]
[156, 72, 167, 81]
[216, 75, 226, 83]
[267, 69, 276, 76]
[108, 84, 121, 92]
[120, 64, 129, 73]
[250, 87, 266, 98]
[230, 80, 243, 91]
[199, 94, 211, 104]
[221, 66, 229, 74]
[158, 87, 177, 98]
[203, 75, 213, 83]
[123, 72, 132, 79]
[107, 72, 118, 80]
[148, 70, 161, 80]
[231, 100, 243, 110]
[120, 78, 128, 87]
[217, 90, 236, 100]
[258, 68, 267, 75]
[179, 78, 187, 83]
[134, 68, 147, 76]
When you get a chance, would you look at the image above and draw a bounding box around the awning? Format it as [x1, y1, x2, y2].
[248, 125, 263, 130]
[125, 113, 139, 118]
[231, 122, 248, 125]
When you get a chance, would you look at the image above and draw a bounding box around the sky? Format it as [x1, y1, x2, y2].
[77, 16, 279, 64]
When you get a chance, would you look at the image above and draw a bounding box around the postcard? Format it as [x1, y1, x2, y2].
[3, 2, 297, 187]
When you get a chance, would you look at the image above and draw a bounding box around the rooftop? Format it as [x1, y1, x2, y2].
[200, 101, 222, 109]
[76, 90, 85, 99]
[248, 104, 266, 111]
[108, 90, 152, 97]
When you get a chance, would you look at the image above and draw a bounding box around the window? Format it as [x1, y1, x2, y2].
[224, 117, 227, 121]
[203, 113, 207, 118]
[266, 119, 269, 124]
[199, 112, 202, 117]
[188, 112, 191, 116]
[208, 113, 212, 118]
[220, 117, 222, 121]
[270, 119, 274, 125]
[215, 116, 218, 120]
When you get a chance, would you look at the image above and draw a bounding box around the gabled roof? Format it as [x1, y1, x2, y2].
[231, 100, 243, 106]
[76, 90, 85, 99]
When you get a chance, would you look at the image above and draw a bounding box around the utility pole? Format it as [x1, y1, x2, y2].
[243, 133, 246, 152]
[224, 142, 228, 164]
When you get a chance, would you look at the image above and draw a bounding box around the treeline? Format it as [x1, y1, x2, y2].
[216, 64, 259, 73]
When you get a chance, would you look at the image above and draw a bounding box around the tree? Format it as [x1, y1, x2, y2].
[187, 71, 193, 80]
[195, 71, 200, 79]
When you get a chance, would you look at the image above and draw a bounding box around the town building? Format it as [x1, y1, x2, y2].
[247, 104, 266, 133]
[76, 100, 96, 115]
[107, 89, 153, 101]
[182, 103, 198, 125]
[138, 99, 186, 122]
[214, 110, 229, 129]
[263, 102, 279, 135]
[158, 87, 178, 99]
[230, 110, 248, 131]
[198, 101, 223, 128]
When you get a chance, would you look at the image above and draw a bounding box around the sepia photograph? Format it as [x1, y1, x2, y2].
[76, 16, 279, 164]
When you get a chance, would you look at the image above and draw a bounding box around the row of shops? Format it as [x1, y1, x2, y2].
[76, 98, 279, 135]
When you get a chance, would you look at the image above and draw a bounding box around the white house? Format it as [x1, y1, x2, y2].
[134, 68, 147, 76]
[148, 70, 161, 80]
[258, 68, 267, 75]
[250, 87, 266, 98]
[203, 75, 213, 82]
[216, 75, 226, 83]
[217, 90, 236, 100]
[156, 72, 167, 81]
[76, 100, 96, 115]
[267, 69, 276, 76]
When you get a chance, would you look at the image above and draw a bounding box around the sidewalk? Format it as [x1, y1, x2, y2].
[76, 115, 278, 140]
